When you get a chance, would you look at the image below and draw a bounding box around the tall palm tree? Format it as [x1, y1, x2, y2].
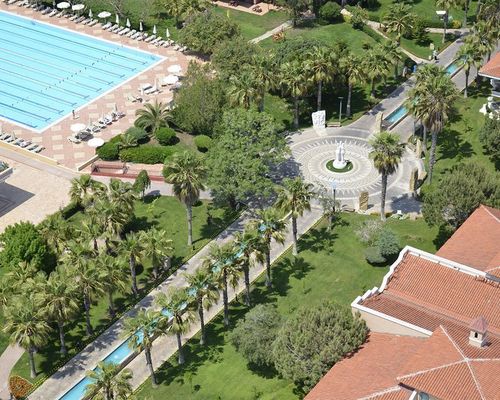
[457, 38, 484, 98]
[107, 178, 136, 216]
[135, 100, 169, 133]
[122, 310, 161, 387]
[184, 267, 219, 345]
[39, 213, 70, 255]
[69, 174, 103, 208]
[362, 47, 390, 98]
[203, 242, 240, 327]
[275, 177, 313, 256]
[77, 214, 103, 253]
[249, 54, 276, 112]
[477, 0, 500, 26]
[383, 3, 415, 45]
[341, 54, 366, 118]
[140, 227, 174, 279]
[120, 232, 144, 296]
[470, 20, 497, 61]
[43, 269, 79, 354]
[3, 296, 51, 378]
[227, 70, 257, 109]
[96, 252, 129, 319]
[369, 132, 405, 221]
[84, 362, 133, 400]
[382, 40, 404, 80]
[406, 64, 459, 182]
[156, 287, 195, 364]
[436, 0, 458, 43]
[163, 151, 207, 247]
[280, 60, 309, 129]
[305, 46, 336, 111]
[251, 208, 286, 288]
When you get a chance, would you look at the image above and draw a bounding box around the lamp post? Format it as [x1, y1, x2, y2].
[331, 180, 337, 213]
[338, 97, 344, 126]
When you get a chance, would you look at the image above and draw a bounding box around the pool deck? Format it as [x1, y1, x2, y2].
[0, 2, 191, 172]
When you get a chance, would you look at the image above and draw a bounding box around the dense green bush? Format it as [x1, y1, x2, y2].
[377, 229, 400, 259]
[350, 5, 368, 29]
[320, 2, 342, 23]
[155, 127, 177, 145]
[194, 135, 213, 152]
[478, 116, 500, 163]
[365, 246, 386, 264]
[97, 141, 120, 161]
[125, 127, 148, 142]
[119, 145, 174, 164]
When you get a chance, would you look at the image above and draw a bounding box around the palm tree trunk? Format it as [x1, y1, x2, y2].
[422, 123, 427, 150]
[145, 349, 157, 387]
[93, 238, 98, 253]
[380, 173, 388, 221]
[58, 320, 67, 354]
[198, 298, 206, 345]
[29, 346, 37, 378]
[442, 17, 447, 44]
[108, 290, 115, 319]
[464, 68, 469, 98]
[84, 294, 93, 336]
[371, 78, 375, 98]
[293, 96, 299, 129]
[176, 332, 184, 364]
[186, 204, 193, 247]
[463, 0, 468, 27]
[429, 130, 438, 183]
[243, 264, 251, 307]
[265, 242, 272, 288]
[152, 255, 159, 280]
[317, 80, 322, 111]
[223, 271, 229, 327]
[346, 81, 352, 118]
[292, 216, 298, 256]
[129, 257, 138, 296]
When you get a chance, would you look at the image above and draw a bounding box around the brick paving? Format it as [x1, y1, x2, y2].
[0, 2, 191, 171]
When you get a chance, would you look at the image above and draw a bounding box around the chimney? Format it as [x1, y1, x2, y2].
[469, 317, 488, 348]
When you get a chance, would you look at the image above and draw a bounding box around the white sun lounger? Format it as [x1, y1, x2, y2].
[88, 19, 99, 26]
[130, 32, 142, 40]
[126, 29, 137, 37]
[151, 37, 162, 45]
[48, 9, 57, 17]
[26, 143, 38, 151]
[102, 22, 112, 29]
[144, 35, 156, 43]
[119, 28, 130, 36]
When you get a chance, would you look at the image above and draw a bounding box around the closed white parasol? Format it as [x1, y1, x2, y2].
[57, 2, 70, 9]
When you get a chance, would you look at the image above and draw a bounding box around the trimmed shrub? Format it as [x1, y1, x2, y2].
[319, 2, 342, 23]
[378, 229, 400, 259]
[194, 135, 213, 152]
[119, 145, 175, 164]
[96, 141, 120, 161]
[450, 19, 462, 29]
[155, 127, 177, 145]
[125, 127, 148, 142]
[365, 246, 386, 265]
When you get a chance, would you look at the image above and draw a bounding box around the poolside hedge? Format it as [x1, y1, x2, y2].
[119, 145, 175, 164]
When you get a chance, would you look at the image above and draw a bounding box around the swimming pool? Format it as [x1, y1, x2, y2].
[0, 11, 162, 131]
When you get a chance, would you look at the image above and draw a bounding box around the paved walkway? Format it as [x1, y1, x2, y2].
[29, 205, 323, 399]
[0, 344, 24, 400]
[250, 20, 292, 43]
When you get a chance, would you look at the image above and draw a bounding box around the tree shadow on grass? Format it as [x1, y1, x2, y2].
[298, 227, 338, 254]
[438, 129, 474, 163]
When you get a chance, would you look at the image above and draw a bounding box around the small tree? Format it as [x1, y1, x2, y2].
[230, 304, 282, 368]
[377, 229, 400, 260]
[133, 170, 151, 199]
[350, 6, 368, 30]
[478, 116, 500, 163]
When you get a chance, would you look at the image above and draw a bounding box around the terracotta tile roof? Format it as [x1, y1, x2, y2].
[305, 333, 424, 400]
[479, 52, 500, 79]
[436, 205, 500, 277]
[361, 387, 413, 400]
[471, 316, 489, 334]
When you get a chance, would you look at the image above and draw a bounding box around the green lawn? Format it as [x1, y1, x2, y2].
[366, 0, 478, 27]
[400, 32, 453, 60]
[10, 197, 238, 385]
[134, 213, 438, 399]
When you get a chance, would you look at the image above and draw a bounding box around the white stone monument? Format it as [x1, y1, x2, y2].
[312, 110, 326, 131]
[333, 142, 347, 169]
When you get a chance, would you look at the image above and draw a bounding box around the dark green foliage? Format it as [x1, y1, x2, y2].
[350, 5, 368, 29]
[133, 170, 151, 198]
[206, 108, 288, 207]
[194, 135, 213, 152]
[229, 304, 282, 368]
[119, 145, 175, 164]
[172, 63, 227, 136]
[273, 37, 324, 66]
[125, 127, 149, 143]
[377, 229, 400, 259]
[212, 38, 258, 79]
[423, 162, 500, 232]
[405, 16, 428, 44]
[0, 222, 56, 273]
[319, 2, 342, 23]
[155, 127, 177, 146]
[478, 116, 500, 163]
[364, 246, 386, 264]
[272, 301, 368, 392]
[59, 201, 83, 220]
[178, 11, 240, 55]
[96, 142, 120, 161]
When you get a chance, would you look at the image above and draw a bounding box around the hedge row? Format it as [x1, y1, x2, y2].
[119, 145, 176, 164]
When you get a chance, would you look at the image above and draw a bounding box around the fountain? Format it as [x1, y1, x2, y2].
[333, 143, 347, 169]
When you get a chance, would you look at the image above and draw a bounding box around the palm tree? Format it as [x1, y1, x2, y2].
[341, 54, 366, 118]
[406, 64, 459, 182]
[84, 362, 133, 400]
[227, 70, 257, 109]
[275, 177, 313, 256]
[470, 20, 497, 61]
[43, 269, 79, 354]
[362, 47, 390, 98]
[118, 132, 138, 150]
[382, 40, 404, 80]
[280, 60, 309, 129]
[156, 287, 195, 364]
[69, 174, 103, 207]
[436, 0, 458, 43]
[121, 232, 144, 296]
[249, 54, 276, 112]
[135, 100, 169, 133]
[140, 228, 174, 279]
[251, 208, 286, 288]
[203, 242, 240, 327]
[39, 213, 70, 255]
[77, 214, 103, 253]
[369, 132, 404, 221]
[457, 38, 484, 98]
[96, 252, 129, 319]
[3, 296, 51, 378]
[461, 0, 470, 27]
[305, 46, 336, 111]
[477, 0, 500, 26]
[107, 178, 136, 216]
[383, 3, 415, 45]
[185, 267, 219, 345]
[163, 151, 207, 247]
[122, 310, 161, 387]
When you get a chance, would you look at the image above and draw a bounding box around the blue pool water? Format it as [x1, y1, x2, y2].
[0, 11, 161, 131]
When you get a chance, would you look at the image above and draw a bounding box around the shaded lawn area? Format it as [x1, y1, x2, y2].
[400, 33, 453, 60]
[212, 6, 288, 41]
[426, 81, 497, 182]
[366, 0, 478, 26]
[11, 197, 238, 384]
[134, 213, 438, 400]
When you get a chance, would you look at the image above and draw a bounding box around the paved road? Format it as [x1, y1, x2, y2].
[0, 345, 24, 400]
[250, 20, 292, 43]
